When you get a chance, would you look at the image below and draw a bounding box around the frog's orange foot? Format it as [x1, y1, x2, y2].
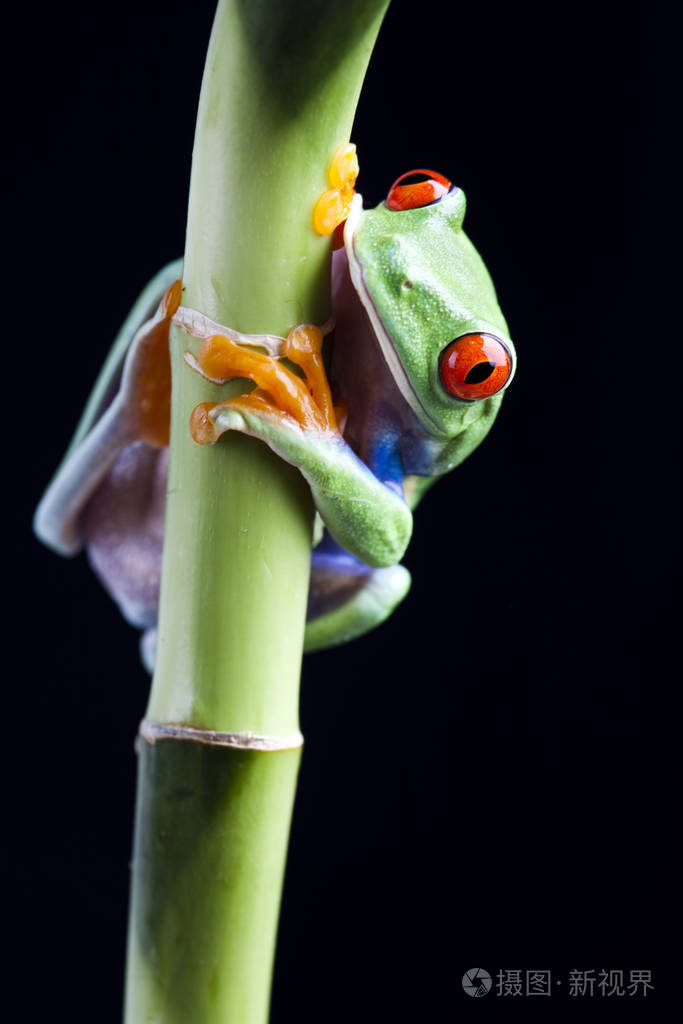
[161, 278, 182, 319]
[186, 323, 344, 445]
[127, 278, 182, 448]
[313, 143, 359, 243]
[189, 392, 288, 446]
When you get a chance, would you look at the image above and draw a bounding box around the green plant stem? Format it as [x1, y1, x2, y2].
[124, 2, 390, 1021]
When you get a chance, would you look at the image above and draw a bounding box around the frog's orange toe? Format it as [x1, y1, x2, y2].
[189, 401, 219, 445]
[127, 283, 183, 448]
[284, 324, 339, 433]
[161, 278, 183, 318]
[328, 143, 359, 191]
[313, 143, 359, 237]
[313, 189, 352, 237]
[196, 335, 240, 381]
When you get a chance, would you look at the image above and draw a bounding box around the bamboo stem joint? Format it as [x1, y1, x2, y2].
[138, 719, 304, 751]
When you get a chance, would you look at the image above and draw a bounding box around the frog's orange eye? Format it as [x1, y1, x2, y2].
[440, 333, 512, 401]
[386, 169, 452, 211]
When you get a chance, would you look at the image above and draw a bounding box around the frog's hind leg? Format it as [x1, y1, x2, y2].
[34, 262, 182, 556]
[305, 538, 411, 652]
[139, 536, 409, 670]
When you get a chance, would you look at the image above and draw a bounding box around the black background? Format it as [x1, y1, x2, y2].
[5, 1, 680, 1020]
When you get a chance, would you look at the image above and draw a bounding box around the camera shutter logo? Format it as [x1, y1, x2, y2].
[462, 968, 492, 997]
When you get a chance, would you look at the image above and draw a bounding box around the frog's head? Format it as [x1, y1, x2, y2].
[345, 170, 516, 439]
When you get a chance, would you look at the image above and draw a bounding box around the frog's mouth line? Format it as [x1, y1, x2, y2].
[344, 195, 449, 439]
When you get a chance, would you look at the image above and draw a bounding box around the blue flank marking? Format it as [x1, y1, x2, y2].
[366, 430, 404, 496]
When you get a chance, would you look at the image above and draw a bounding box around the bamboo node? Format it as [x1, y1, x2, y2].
[138, 719, 304, 751]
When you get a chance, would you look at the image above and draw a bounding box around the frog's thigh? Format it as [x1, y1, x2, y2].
[81, 442, 167, 629]
[304, 550, 411, 652]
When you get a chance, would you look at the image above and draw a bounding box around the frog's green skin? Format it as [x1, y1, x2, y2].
[34, 184, 514, 665]
[346, 190, 514, 476]
[212, 188, 515, 649]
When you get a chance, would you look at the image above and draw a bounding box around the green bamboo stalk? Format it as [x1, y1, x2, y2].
[124, 2, 391, 1021]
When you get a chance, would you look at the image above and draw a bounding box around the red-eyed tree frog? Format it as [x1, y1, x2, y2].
[34, 167, 516, 669]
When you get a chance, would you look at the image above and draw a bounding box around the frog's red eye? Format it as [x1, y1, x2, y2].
[440, 333, 512, 401]
[386, 169, 452, 211]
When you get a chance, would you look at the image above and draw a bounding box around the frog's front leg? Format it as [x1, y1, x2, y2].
[185, 325, 413, 568]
